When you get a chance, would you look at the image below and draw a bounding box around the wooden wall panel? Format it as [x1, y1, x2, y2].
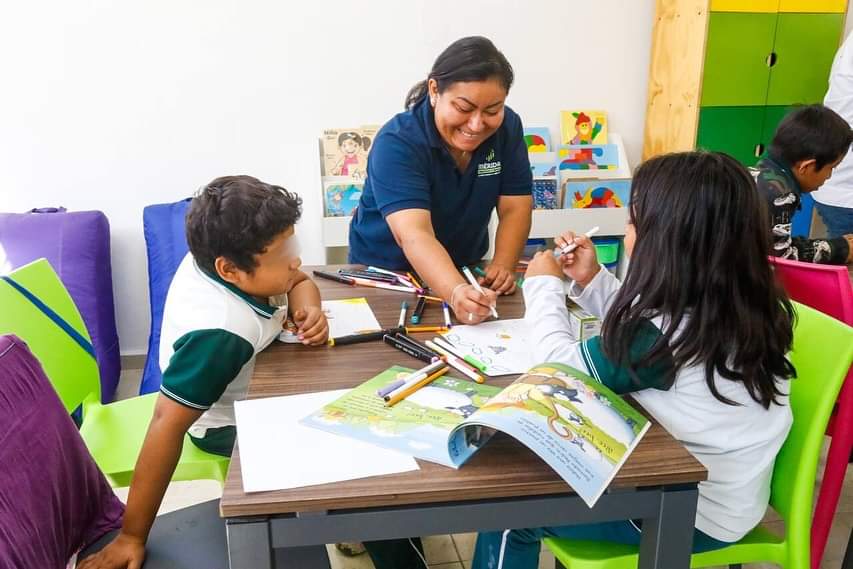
[642, 0, 710, 160]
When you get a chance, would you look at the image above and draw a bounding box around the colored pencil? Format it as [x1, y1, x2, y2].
[461, 266, 498, 319]
[405, 326, 449, 333]
[398, 301, 408, 328]
[313, 270, 356, 286]
[424, 340, 484, 383]
[327, 327, 404, 346]
[411, 296, 427, 324]
[382, 360, 447, 401]
[385, 366, 449, 406]
[384, 334, 439, 364]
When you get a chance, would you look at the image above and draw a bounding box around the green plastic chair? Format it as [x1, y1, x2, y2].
[0, 258, 229, 487]
[545, 302, 853, 569]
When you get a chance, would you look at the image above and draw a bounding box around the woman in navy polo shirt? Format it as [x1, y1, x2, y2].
[349, 36, 533, 324]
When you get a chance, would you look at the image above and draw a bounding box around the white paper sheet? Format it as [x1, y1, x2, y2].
[440, 319, 534, 376]
[279, 297, 382, 343]
[235, 390, 419, 492]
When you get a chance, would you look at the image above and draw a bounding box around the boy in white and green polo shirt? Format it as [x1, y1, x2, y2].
[79, 175, 329, 569]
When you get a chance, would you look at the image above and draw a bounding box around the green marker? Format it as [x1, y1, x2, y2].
[472, 266, 487, 278]
[463, 354, 488, 371]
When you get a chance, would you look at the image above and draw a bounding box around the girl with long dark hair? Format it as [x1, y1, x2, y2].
[473, 151, 797, 568]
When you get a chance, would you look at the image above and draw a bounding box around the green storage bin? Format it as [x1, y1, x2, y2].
[593, 238, 620, 268]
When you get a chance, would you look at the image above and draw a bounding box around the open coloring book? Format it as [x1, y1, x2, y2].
[302, 362, 650, 507]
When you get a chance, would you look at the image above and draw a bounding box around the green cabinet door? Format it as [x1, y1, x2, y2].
[701, 13, 777, 107]
[696, 106, 766, 166]
[766, 14, 843, 105]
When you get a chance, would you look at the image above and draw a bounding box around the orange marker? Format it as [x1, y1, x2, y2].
[405, 326, 449, 333]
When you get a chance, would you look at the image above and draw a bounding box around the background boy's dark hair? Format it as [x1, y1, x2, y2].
[186, 175, 302, 275]
[769, 104, 853, 170]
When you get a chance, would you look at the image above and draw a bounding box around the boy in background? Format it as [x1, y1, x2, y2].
[79, 175, 328, 569]
[754, 104, 853, 264]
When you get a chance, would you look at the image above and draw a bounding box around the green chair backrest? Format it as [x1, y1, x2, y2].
[769, 302, 853, 564]
[0, 258, 101, 411]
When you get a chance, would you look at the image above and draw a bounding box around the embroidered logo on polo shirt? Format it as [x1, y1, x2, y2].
[477, 148, 501, 177]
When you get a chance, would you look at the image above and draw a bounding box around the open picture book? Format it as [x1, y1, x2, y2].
[302, 362, 650, 507]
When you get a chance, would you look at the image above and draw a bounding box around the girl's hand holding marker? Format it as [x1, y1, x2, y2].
[527, 226, 601, 287]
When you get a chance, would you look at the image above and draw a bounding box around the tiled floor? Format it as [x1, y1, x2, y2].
[115, 366, 852, 569]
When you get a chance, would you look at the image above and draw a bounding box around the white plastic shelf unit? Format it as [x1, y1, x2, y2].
[321, 134, 632, 248]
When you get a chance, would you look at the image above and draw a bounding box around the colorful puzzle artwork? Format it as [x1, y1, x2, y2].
[558, 144, 619, 171]
[560, 110, 608, 145]
[564, 180, 631, 209]
[523, 127, 552, 152]
[323, 180, 363, 217]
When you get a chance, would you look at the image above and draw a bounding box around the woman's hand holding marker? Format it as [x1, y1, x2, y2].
[449, 282, 497, 325]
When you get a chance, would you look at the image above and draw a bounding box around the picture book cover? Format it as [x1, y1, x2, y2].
[560, 110, 608, 145]
[558, 145, 619, 172]
[523, 127, 552, 153]
[302, 362, 651, 507]
[320, 126, 379, 180]
[323, 177, 363, 217]
[564, 179, 631, 209]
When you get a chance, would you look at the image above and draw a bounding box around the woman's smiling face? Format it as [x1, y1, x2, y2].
[429, 77, 506, 155]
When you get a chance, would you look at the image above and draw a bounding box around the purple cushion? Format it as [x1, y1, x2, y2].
[0, 208, 121, 402]
[0, 335, 124, 568]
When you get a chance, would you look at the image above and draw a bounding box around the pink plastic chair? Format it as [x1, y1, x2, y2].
[769, 256, 853, 569]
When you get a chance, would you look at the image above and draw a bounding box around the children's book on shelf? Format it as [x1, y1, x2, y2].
[302, 362, 651, 507]
[529, 152, 560, 209]
[524, 127, 552, 152]
[560, 110, 608, 145]
[320, 126, 379, 181]
[322, 177, 363, 217]
[558, 145, 619, 173]
[279, 297, 381, 343]
[564, 179, 631, 209]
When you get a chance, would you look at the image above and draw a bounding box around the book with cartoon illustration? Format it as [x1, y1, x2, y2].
[320, 126, 379, 181]
[302, 362, 650, 507]
[560, 110, 608, 145]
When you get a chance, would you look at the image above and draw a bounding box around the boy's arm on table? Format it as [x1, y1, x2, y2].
[289, 270, 328, 345]
[77, 396, 202, 569]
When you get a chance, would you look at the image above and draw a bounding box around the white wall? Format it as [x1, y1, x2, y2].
[1, 0, 656, 354]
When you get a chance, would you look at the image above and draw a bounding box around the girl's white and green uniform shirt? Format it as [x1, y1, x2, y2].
[523, 269, 792, 543]
[159, 253, 287, 438]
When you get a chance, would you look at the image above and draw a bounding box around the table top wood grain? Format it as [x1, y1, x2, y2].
[221, 265, 707, 518]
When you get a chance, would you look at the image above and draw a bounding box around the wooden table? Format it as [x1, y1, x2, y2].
[220, 265, 707, 569]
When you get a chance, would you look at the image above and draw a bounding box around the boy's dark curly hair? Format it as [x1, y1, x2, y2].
[186, 175, 302, 275]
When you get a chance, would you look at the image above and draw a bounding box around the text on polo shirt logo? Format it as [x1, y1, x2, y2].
[478, 148, 501, 177]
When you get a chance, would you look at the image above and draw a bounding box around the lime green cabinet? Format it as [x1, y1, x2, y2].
[701, 13, 777, 106]
[766, 14, 844, 105]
